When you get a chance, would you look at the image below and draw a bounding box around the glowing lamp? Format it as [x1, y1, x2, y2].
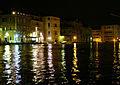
[15, 34, 18, 38]
[5, 32, 9, 37]
[73, 36, 77, 40]
[12, 11, 16, 15]
[113, 38, 116, 42]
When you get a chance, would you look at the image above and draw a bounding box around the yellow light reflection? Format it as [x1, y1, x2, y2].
[112, 41, 120, 84]
[72, 43, 81, 84]
[95, 42, 101, 79]
[96, 42, 98, 57]
[88, 41, 101, 84]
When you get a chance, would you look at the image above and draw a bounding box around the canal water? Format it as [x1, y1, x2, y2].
[0, 42, 120, 85]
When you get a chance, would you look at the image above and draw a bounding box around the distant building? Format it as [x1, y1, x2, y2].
[43, 16, 60, 43]
[61, 20, 92, 43]
[92, 29, 101, 42]
[101, 25, 120, 42]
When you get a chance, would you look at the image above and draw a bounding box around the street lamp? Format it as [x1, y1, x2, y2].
[12, 11, 16, 15]
[73, 36, 77, 40]
[73, 36, 77, 41]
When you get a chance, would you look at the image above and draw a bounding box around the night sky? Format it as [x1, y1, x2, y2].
[1, 0, 120, 28]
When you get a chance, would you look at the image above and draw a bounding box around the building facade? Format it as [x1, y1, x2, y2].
[92, 30, 101, 42]
[30, 15, 44, 43]
[101, 25, 120, 42]
[0, 11, 61, 44]
[61, 20, 92, 43]
[43, 16, 60, 43]
[0, 11, 33, 43]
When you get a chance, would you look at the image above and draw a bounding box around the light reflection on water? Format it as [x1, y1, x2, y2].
[3, 45, 21, 84]
[112, 42, 120, 84]
[1, 43, 120, 84]
[32, 44, 45, 84]
[72, 43, 81, 84]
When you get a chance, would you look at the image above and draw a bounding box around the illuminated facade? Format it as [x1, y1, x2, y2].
[30, 15, 44, 43]
[101, 25, 120, 42]
[0, 11, 45, 43]
[43, 16, 60, 43]
[0, 11, 32, 43]
[61, 20, 92, 43]
[92, 30, 101, 42]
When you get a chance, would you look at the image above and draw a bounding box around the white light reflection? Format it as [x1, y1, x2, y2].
[32, 44, 45, 84]
[47, 44, 55, 82]
[12, 45, 21, 83]
[72, 43, 81, 84]
[3, 45, 12, 84]
[3, 45, 21, 84]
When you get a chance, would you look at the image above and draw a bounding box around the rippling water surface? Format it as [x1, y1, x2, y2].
[0, 42, 120, 85]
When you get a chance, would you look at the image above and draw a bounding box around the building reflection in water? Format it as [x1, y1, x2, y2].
[3, 45, 21, 84]
[72, 43, 81, 84]
[112, 42, 120, 84]
[88, 42, 101, 84]
[32, 44, 45, 84]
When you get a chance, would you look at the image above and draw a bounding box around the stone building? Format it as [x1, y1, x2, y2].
[92, 29, 101, 42]
[0, 11, 35, 43]
[43, 16, 60, 43]
[61, 20, 92, 43]
[101, 25, 120, 42]
[0, 11, 61, 43]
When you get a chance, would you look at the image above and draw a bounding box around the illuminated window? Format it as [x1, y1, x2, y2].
[2, 18, 7, 22]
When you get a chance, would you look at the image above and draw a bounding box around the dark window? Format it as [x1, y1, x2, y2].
[10, 36, 12, 40]
[54, 24, 57, 27]
[48, 31, 50, 36]
[2, 18, 7, 22]
[10, 27, 12, 30]
[9, 18, 12, 22]
[55, 31, 57, 35]
[48, 23, 50, 27]
[36, 23, 39, 26]
[48, 17, 50, 20]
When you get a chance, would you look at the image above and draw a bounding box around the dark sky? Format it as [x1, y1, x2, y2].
[1, 0, 120, 28]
